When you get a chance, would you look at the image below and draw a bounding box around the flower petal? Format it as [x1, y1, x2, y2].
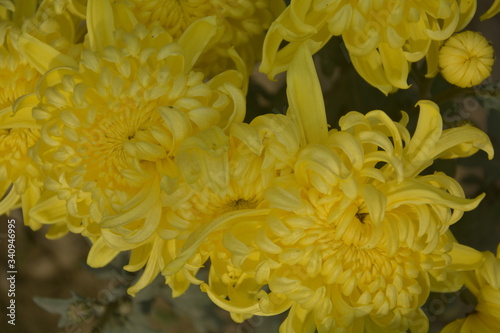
[481, 0, 500, 20]
[287, 43, 328, 145]
[177, 16, 217, 73]
[448, 242, 484, 270]
[17, 33, 78, 74]
[87, 236, 120, 268]
[403, 100, 442, 176]
[162, 209, 270, 276]
[87, 0, 115, 51]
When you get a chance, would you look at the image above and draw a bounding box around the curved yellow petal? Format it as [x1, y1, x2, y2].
[2, 96, 38, 129]
[28, 191, 66, 225]
[260, 26, 327, 79]
[361, 184, 387, 226]
[67, 0, 87, 19]
[100, 181, 160, 228]
[0, 187, 19, 216]
[127, 238, 163, 296]
[201, 283, 270, 317]
[378, 43, 410, 89]
[386, 179, 484, 212]
[426, 4, 459, 40]
[457, 0, 477, 30]
[17, 33, 78, 74]
[433, 125, 494, 160]
[448, 242, 484, 270]
[87, 236, 120, 268]
[162, 209, 270, 276]
[287, 42, 328, 145]
[425, 40, 441, 78]
[350, 50, 394, 95]
[177, 16, 217, 73]
[45, 222, 69, 240]
[403, 100, 442, 176]
[481, 0, 500, 20]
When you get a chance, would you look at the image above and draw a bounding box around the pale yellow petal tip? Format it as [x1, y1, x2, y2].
[86, 237, 120, 268]
[415, 99, 439, 111]
[439, 31, 494, 88]
[484, 141, 495, 160]
[126, 288, 137, 297]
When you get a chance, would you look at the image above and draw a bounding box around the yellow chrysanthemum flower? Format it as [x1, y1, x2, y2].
[0, 0, 84, 230]
[0, 25, 40, 221]
[261, 0, 477, 95]
[109, 0, 285, 77]
[439, 31, 494, 88]
[15, 0, 246, 276]
[165, 45, 494, 332]
[120, 114, 299, 296]
[202, 112, 490, 332]
[441, 244, 500, 333]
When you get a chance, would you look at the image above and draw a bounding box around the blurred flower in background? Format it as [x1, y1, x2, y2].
[260, 0, 477, 94]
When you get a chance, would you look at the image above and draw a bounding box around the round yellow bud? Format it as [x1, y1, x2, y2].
[439, 31, 494, 88]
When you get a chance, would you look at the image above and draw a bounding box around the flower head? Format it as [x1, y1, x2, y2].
[203, 107, 491, 332]
[441, 244, 500, 333]
[83, 113, 299, 297]
[123, 114, 300, 296]
[111, 0, 285, 76]
[0, 0, 84, 228]
[260, 0, 477, 94]
[166, 45, 494, 332]
[15, 0, 246, 283]
[439, 31, 494, 88]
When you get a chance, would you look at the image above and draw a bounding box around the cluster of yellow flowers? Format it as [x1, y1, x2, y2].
[1, 0, 500, 332]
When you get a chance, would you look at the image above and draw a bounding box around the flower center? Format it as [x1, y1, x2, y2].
[356, 212, 368, 224]
[224, 197, 259, 212]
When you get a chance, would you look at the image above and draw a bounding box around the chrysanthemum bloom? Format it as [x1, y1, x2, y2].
[167, 45, 494, 332]
[260, 0, 477, 95]
[123, 114, 300, 296]
[439, 31, 494, 88]
[441, 243, 500, 333]
[0, 0, 84, 231]
[110, 0, 285, 77]
[15, 0, 245, 272]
